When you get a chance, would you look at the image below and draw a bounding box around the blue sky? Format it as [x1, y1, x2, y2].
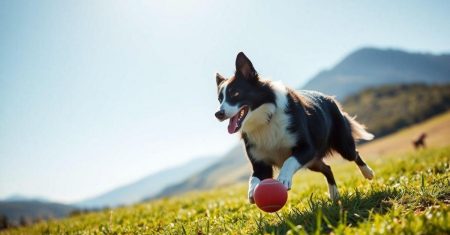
[1, 0, 449, 203]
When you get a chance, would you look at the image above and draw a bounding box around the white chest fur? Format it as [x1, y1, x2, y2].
[244, 107, 297, 167]
[241, 82, 297, 168]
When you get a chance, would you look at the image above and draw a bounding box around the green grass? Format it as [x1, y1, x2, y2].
[2, 147, 449, 235]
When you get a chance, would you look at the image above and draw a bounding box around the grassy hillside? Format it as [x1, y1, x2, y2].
[343, 83, 450, 138]
[2, 144, 449, 234]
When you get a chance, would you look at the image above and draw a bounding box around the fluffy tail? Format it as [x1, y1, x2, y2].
[344, 114, 374, 141]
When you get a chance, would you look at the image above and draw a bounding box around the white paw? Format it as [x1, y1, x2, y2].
[359, 165, 374, 180]
[277, 173, 292, 190]
[277, 157, 302, 190]
[328, 184, 340, 201]
[248, 177, 260, 204]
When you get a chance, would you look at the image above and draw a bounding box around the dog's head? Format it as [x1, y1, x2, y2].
[215, 52, 276, 134]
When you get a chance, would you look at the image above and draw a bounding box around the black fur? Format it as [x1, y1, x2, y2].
[218, 78, 276, 112]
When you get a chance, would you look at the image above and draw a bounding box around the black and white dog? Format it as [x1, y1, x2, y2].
[215, 52, 375, 203]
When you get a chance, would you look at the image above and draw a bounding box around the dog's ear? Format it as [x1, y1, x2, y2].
[235, 52, 257, 81]
[216, 73, 226, 87]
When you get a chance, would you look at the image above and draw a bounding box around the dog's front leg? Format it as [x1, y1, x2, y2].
[244, 149, 273, 203]
[277, 147, 314, 190]
[243, 136, 273, 203]
[247, 160, 273, 203]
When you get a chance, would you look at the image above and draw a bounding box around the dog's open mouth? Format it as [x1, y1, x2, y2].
[228, 106, 249, 134]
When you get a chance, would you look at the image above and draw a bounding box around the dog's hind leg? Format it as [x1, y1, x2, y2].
[334, 143, 375, 180]
[334, 143, 374, 180]
[331, 114, 375, 180]
[308, 160, 339, 201]
[355, 150, 374, 180]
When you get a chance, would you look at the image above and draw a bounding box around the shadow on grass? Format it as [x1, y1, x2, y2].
[257, 187, 400, 234]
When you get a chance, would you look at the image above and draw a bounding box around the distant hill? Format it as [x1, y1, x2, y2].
[156, 83, 450, 199]
[343, 83, 450, 138]
[1, 195, 50, 203]
[0, 200, 75, 227]
[302, 47, 450, 100]
[75, 156, 218, 209]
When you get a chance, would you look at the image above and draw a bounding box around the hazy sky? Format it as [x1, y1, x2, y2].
[1, 0, 449, 203]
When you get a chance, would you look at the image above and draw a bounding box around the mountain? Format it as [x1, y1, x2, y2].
[156, 83, 450, 199]
[75, 156, 218, 208]
[1, 195, 50, 203]
[0, 200, 75, 227]
[302, 47, 450, 100]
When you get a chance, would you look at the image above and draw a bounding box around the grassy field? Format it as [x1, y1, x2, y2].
[2, 112, 450, 234]
[2, 144, 449, 234]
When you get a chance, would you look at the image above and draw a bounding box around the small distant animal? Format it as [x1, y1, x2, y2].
[214, 52, 375, 203]
[413, 133, 427, 149]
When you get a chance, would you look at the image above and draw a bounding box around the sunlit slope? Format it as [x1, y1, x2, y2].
[359, 110, 450, 158]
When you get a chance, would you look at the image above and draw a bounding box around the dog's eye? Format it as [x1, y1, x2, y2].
[232, 91, 240, 97]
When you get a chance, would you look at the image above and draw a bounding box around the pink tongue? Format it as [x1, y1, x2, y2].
[228, 115, 239, 134]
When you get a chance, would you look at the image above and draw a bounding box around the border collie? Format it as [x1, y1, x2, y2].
[214, 52, 375, 203]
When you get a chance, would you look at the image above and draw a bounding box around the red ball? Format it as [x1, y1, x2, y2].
[254, 179, 288, 213]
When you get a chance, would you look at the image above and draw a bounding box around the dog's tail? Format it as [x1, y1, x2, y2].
[344, 113, 374, 141]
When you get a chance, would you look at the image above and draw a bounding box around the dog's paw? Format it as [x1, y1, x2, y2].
[328, 184, 340, 202]
[359, 165, 374, 180]
[277, 174, 292, 190]
[248, 177, 260, 204]
[248, 189, 255, 204]
[248, 195, 255, 204]
[277, 157, 301, 190]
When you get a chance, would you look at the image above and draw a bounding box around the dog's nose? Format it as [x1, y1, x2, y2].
[215, 110, 225, 120]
